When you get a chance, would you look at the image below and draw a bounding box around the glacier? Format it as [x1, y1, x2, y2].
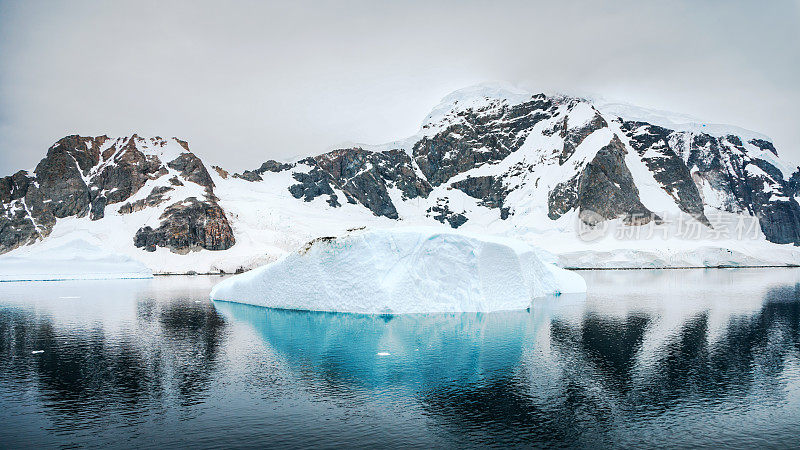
[0, 237, 153, 281]
[209, 228, 586, 314]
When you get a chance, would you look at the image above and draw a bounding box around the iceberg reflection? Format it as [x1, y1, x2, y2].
[212, 299, 577, 390]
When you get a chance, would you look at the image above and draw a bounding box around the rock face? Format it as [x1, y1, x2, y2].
[547, 136, 658, 224]
[233, 160, 295, 181]
[0, 135, 234, 254]
[620, 121, 709, 225]
[0, 170, 53, 252]
[134, 198, 235, 253]
[426, 199, 468, 228]
[413, 95, 555, 186]
[117, 186, 174, 214]
[451, 176, 510, 219]
[166, 152, 215, 189]
[618, 121, 800, 244]
[285, 148, 431, 219]
[577, 136, 658, 224]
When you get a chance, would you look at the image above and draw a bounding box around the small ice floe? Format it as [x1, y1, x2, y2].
[194, 300, 202, 303]
[31, 350, 44, 354]
[377, 352, 391, 356]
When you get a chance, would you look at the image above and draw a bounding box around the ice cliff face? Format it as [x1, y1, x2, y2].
[210, 228, 586, 314]
[2, 84, 799, 270]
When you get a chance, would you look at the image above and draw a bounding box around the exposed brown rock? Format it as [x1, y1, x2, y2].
[212, 166, 229, 179]
[134, 198, 235, 253]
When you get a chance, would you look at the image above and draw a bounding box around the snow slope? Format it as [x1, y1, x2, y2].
[210, 228, 586, 314]
[0, 236, 152, 281]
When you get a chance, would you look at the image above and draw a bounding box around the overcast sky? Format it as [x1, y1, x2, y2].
[1, 0, 798, 175]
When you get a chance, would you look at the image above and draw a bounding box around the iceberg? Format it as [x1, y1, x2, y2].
[0, 238, 153, 282]
[210, 228, 586, 314]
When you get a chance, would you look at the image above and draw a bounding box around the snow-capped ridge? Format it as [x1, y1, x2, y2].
[419, 83, 775, 146]
[597, 101, 773, 143]
[421, 82, 540, 129]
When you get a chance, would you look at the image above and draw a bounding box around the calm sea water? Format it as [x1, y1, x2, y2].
[1, 269, 799, 448]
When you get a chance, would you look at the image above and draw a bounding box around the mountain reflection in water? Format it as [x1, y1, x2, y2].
[1, 269, 799, 448]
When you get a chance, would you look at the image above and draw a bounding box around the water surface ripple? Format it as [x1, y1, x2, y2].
[1, 269, 799, 448]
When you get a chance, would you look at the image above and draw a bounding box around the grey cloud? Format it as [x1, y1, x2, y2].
[1, 0, 798, 174]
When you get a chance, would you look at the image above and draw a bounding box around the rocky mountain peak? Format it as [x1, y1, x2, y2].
[0, 134, 234, 255]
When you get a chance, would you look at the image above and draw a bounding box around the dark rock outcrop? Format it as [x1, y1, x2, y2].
[451, 175, 510, 219]
[235, 170, 264, 182]
[560, 110, 607, 165]
[548, 175, 581, 220]
[579, 136, 658, 224]
[118, 186, 174, 214]
[90, 195, 107, 220]
[548, 136, 658, 225]
[413, 95, 555, 186]
[88, 136, 165, 208]
[288, 148, 431, 218]
[620, 121, 710, 225]
[0, 170, 34, 204]
[0, 178, 54, 253]
[427, 200, 468, 228]
[167, 152, 215, 190]
[134, 198, 235, 253]
[234, 160, 295, 181]
[33, 136, 94, 218]
[749, 138, 778, 156]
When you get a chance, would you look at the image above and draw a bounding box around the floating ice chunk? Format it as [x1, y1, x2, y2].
[31, 350, 44, 354]
[210, 228, 586, 314]
[0, 238, 153, 282]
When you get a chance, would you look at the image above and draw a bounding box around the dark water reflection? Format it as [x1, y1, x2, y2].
[1, 270, 800, 448]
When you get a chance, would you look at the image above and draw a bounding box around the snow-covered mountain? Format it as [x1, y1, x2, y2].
[3, 84, 800, 272]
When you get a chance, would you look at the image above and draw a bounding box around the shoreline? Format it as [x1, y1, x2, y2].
[3, 265, 797, 283]
[565, 264, 800, 271]
[151, 264, 800, 276]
